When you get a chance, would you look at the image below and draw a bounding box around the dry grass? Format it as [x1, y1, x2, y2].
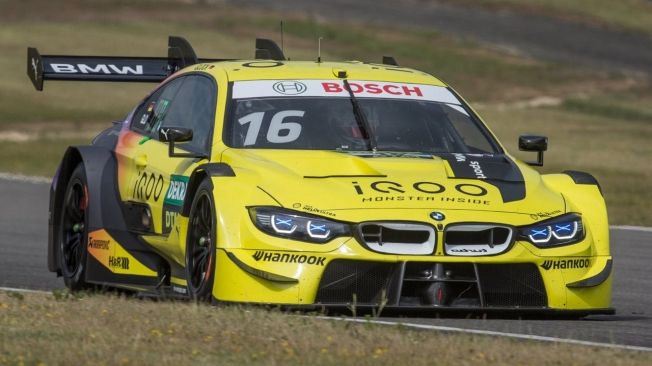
[480, 87, 652, 226]
[1, 291, 650, 366]
[446, 0, 652, 35]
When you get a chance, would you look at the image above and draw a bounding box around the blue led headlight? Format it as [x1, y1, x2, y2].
[249, 207, 352, 243]
[519, 213, 584, 248]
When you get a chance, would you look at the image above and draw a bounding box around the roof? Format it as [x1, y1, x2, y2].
[200, 60, 447, 86]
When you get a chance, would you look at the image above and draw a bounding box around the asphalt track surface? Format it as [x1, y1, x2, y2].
[232, 0, 652, 75]
[1, 175, 651, 349]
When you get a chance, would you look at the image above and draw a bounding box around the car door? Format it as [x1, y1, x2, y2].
[116, 74, 217, 236]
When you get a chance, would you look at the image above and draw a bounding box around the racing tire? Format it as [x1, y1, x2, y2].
[185, 179, 217, 302]
[58, 163, 91, 291]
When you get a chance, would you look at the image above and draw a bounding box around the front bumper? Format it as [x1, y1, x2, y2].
[212, 244, 613, 313]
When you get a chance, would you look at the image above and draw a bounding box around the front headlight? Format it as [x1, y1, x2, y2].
[518, 213, 584, 248]
[248, 207, 352, 243]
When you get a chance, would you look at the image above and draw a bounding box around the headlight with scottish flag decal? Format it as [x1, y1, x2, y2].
[519, 213, 584, 247]
[249, 207, 352, 243]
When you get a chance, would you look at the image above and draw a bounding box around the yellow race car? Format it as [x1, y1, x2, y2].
[29, 36, 612, 315]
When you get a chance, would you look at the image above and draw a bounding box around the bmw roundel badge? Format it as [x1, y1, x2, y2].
[430, 211, 445, 221]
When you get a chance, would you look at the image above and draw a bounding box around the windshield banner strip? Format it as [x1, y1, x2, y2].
[232, 80, 461, 104]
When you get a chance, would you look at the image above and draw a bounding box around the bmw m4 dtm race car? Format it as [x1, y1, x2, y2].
[27, 36, 613, 315]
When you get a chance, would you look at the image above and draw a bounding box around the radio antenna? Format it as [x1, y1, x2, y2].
[280, 21, 284, 54]
[317, 37, 323, 63]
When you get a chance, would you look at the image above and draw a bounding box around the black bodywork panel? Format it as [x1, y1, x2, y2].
[564, 170, 602, 195]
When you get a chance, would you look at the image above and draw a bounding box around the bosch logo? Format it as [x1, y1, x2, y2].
[430, 212, 446, 221]
[273, 81, 307, 95]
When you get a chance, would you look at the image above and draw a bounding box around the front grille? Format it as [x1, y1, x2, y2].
[444, 225, 514, 256]
[357, 222, 436, 255]
[477, 263, 547, 307]
[314, 260, 547, 308]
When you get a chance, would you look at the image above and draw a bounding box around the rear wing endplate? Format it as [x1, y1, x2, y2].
[27, 36, 212, 91]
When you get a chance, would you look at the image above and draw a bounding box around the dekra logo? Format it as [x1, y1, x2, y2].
[164, 175, 189, 206]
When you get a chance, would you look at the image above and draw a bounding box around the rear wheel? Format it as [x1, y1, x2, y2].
[186, 179, 216, 301]
[58, 164, 90, 291]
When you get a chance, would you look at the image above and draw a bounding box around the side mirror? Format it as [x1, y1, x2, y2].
[159, 127, 204, 158]
[519, 135, 547, 166]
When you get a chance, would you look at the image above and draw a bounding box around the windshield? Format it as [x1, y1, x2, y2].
[225, 80, 500, 154]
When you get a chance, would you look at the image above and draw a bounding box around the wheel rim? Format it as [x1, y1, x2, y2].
[188, 193, 213, 290]
[61, 179, 87, 276]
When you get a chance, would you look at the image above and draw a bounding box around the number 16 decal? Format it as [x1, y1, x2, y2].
[238, 110, 305, 146]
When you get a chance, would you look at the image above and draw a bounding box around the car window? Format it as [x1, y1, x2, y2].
[227, 97, 497, 154]
[130, 78, 184, 135]
[159, 75, 216, 153]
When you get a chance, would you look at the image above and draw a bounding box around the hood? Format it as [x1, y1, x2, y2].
[222, 149, 565, 216]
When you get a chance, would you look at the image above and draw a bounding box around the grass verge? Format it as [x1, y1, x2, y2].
[1, 291, 650, 365]
[448, 0, 652, 36]
[479, 88, 652, 226]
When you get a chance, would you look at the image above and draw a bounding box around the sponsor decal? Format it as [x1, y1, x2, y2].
[193, 64, 214, 71]
[292, 203, 336, 217]
[352, 180, 491, 205]
[108, 256, 130, 270]
[161, 175, 188, 235]
[164, 175, 189, 206]
[86, 229, 157, 276]
[469, 161, 487, 179]
[50, 63, 144, 75]
[133, 171, 164, 202]
[352, 180, 488, 196]
[88, 237, 110, 250]
[321, 82, 423, 97]
[441, 153, 526, 203]
[252, 251, 326, 266]
[164, 211, 179, 233]
[540, 258, 590, 271]
[449, 248, 488, 254]
[535, 210, 563, 218]
[232, 79, 460, 104]
[172, 286, 187, 294]
[273, 81, 307, 95]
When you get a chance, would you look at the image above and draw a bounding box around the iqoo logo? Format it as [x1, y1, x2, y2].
[351, 180, 488, 197]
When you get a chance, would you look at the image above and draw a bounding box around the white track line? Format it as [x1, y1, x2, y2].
[316, 316, 652, 353]
[0, 286, 50, 294]
[611, 225, 652, 233]
[0, 172, 50, 184]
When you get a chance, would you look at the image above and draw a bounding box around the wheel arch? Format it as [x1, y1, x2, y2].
[48, 147, 83, 273]
[181, 163, 235, 217]
[48, 145, 122, 273]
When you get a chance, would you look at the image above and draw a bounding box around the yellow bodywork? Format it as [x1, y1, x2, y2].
[103, 60, 610, 311]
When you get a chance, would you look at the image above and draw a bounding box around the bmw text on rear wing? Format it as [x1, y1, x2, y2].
[26, 36, 230, 91]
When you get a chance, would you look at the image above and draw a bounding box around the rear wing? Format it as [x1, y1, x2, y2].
[27, 36, 286, 91]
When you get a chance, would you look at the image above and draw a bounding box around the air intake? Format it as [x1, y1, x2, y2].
[444, 225, 513, 256]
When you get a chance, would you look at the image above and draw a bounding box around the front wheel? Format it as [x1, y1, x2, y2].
[185, 179, 217, 301]
[58, 163, 90, 291]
